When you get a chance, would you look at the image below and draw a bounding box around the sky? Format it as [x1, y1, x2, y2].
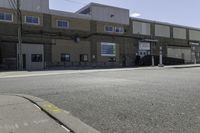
[49, 0, 200, 28]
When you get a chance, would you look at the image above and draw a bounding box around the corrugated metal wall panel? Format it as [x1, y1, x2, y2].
[173, 27, 186, 39]
[189, 30, 200, 41]
[155, 24, 170, 38]
[133, 21, 151, 35]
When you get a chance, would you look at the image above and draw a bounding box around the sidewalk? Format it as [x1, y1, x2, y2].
[0, 94, 100, 133]
[164, 64, 200, 69]
[0, 64, 200, 79]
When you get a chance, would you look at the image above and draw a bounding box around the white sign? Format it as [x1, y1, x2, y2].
[139, 42, 150, 50]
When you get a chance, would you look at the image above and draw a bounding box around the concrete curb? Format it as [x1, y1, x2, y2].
[15, 94, 100, 133]
[164, 64, 200, 69]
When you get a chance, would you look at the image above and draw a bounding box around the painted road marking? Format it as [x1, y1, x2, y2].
[42, 102, 61, 113]
[61, 125, 71, 132]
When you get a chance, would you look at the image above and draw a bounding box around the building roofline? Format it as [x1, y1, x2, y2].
[131, 17, 200, 31]
[50, 9, 91, 20]
[76, 2, 129, 14]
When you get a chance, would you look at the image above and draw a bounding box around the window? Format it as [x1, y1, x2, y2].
[0, 12, 13, 22]
[61, 54, 70, 62]
[31, 54, 42, 62]
[25, 16, 40, 25]
[108, 57, 116, 62]
[80, 54, 88, 62]
[115, 27, 124, 33]
[101, 42, 116, 57]
[104, 25, 114, 32]
[56, 20, 69, 29]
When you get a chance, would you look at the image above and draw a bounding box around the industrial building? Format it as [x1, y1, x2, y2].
[0, 0, 200, 70]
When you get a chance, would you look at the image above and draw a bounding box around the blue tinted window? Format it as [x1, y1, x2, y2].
[105, 26, 113, 32]
[57, 20, 69, 28]
[5, 14, 12, 20]
[26, 16, 39, 24]
[0, 13, 4, 20]
[115, 27, 124, 33]
[33, 17, 39, 23]
[0, 12, 12, 21]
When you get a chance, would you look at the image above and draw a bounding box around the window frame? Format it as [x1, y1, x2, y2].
[80, 54, 88, 62]
[104, 25, 114, 33]
[31, 54, 43, 62]
[115, 26, 124, 34]
[25, 16, 40, 25]
[56, 20, 69, 29]
[0, 12, 13, 22]
[61, 53, 70, 62]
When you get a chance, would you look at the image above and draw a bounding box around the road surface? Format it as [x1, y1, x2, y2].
[0, 67, 200, 133]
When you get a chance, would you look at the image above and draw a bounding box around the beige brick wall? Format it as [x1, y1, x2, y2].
[51, 15, 90, 31]
[52, 40, 91, 63]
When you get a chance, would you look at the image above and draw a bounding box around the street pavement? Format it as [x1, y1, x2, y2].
[0, 66, 200, 133]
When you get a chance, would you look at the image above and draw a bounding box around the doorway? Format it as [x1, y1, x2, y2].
[22, 54, 26, 69]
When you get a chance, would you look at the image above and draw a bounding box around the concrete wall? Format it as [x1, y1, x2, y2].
[21, 44, 44, 70]
[51, 40, 91, 64]
[173, 27, 186, 39]
[155, 24, 170, 38]
[189, 30, 200, 41]
[0, 0, 49, 13]
[91, 4, 129, 25]
[132, 21, 151, 35]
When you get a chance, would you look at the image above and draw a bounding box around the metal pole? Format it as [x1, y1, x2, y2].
[152, 55, 155, 66]
[17, 0, 22, 70]
[151, 42, 155, 67]
[158, 46, 164, 67]
[191, 46, 197, 64]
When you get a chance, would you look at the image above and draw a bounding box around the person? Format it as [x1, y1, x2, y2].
[122, 55, 126, 67]
[135, 53, 140, 66]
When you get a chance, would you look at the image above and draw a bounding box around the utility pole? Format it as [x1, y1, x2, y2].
[16, 0, 22, 70]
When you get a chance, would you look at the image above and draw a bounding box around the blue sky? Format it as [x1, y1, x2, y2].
[50, 0, 200, 28]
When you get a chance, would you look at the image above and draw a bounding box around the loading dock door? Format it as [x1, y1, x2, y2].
[167, 46, 192, 63]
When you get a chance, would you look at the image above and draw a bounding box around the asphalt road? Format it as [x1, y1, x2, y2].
[0, 67, 200, 133]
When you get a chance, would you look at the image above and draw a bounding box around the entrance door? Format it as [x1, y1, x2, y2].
[139, 50, 150, 58]
[139, 42, 151, 58]
[22, 54, 26, 69]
